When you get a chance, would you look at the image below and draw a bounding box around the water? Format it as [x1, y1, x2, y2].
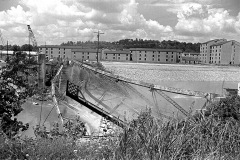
[18, 62, 240, 137]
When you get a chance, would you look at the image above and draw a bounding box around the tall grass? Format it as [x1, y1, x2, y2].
[1, 95, 240, 159]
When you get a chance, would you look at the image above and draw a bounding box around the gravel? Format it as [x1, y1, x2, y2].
[102, 62, 240, 82]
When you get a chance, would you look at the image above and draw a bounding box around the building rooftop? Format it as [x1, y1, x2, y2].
[0, 51, 38, 55]
[210, 41, 231, 46]
[71, 48, 100, 53]
[129, 48, 182, 52]
[201, 39, 227, 44]
[39, 45, 85, 49]
[103, 50, 130, 54]
[182, 52, 200, 55]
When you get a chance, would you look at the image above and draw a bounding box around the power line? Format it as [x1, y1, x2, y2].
[94, 30, 104, 62]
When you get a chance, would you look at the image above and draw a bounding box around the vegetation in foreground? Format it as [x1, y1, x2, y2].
[0, 95, 240, 159]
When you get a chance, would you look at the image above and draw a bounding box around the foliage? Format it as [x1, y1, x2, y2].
[0, 136, 78, 160]
[1, 92, 240, 159]
[60, 39, 201, 52]
[203, 95, 240, 121]
[34, 116, 87, 141]
[0, 52, 38, 138]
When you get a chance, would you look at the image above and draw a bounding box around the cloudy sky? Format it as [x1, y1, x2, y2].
[0, 0, 240, 45]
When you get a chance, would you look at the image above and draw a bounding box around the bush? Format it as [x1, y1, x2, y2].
[2, 95, 240, 159]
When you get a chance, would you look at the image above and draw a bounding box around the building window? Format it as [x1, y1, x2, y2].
[171, 55, 173, 58]
[166, 59, 168, 62]
[145, 54, 146, 57]
[153, 51, 155, 53]
[118, 57, 120, 60]
[139, 51, 141, 53]
[139, 58, 141, 60]
[74, 55, 76, 58]
[152, 55, 154, 57]
[87, 56, 89, 59]
[126, 57, 128, 60]
[139, 54, 141, 57]
[82, 56, 84, 59]
[113, 57, 115, 59]
[113, 54, 115, 56]
[145, 58, 146, 61]
[152, 58, 154, 61]
[145, 51, 146, 53]
[158, 59, 160, 61]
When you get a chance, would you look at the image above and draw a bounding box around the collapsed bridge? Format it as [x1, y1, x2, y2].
[51, 60, 222, 131]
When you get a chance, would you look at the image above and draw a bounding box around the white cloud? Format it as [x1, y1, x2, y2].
[1, 0, 239, 45]
[0, 0, 174, 45]
[175, 5, 239, 36]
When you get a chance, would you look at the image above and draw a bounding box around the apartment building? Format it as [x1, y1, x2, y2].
[181, 52, 200, 64]
[200, 39, 240, 64]
[210, 40, 240, 64]
[72, 48, 101, 61]
[200, 39, 227, 64]
[102, 50, 131, 61]
[39, 45, 101, 61]
[129, 48, 182, 63]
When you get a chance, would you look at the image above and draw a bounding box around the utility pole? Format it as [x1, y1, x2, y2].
[94, 30, 104, 62]
[29, 32, 31, 59]
[7, 41, 8, 59]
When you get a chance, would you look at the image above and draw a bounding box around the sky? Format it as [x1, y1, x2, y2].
[0, 0, 240, 45]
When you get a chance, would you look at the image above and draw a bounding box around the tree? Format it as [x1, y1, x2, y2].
[20, 44, 33, 52]
[0, 51, 38, 138]
[12, 45, 21, 52]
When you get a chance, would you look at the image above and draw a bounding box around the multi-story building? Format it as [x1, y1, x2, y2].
[209, 40, 240, 64]
[72, 48, 101, 61]
[181, 52, 200, 64]
[101, 50, 131, 62]
[200, 39, 227, 64]
[129, 48, 182, 63]
[39, 45, 101, 61]
[200, 39, 240, 64]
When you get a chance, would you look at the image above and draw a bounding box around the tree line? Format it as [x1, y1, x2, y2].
[0, 44, 34, 52]
[0, 39, 200, 53]
[61, 39, 200, 52]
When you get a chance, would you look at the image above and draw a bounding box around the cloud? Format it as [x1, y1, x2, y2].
[175, 4, 240, 37]
[0, 0, 174, 45]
